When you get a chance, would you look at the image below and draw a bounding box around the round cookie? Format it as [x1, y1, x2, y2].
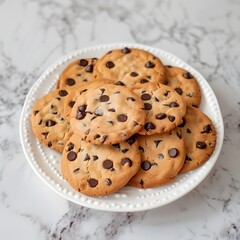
[132, 82, 186, 135]
[178, 106, 216, 173]
[30, 89, 73, 152]
[70, 83, 146, 145]
[93, 47, 166, 88]
[61, 134, 141, 196]
[64, 80, 112, 122]
[57, 58, 98, 89]
[128, 129, 186, 188]
[165, 66, 201, 107]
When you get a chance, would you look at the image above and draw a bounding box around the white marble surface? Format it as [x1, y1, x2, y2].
[0, 0, 239, 239]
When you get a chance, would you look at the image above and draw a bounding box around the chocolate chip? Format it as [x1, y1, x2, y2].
[144, 103, 152, 110]
[164, 91, 170, 97]
[186, 128, 191, 133]
[141, 93, 151, 101]
[94, 134, 100, 139]
[114, 91, 120, 94]
[100, 88, 105, 94]
[144, 122, 156, 131]
[145, 61, 155, 68]
[108, 121, 114, 125]
[52, 112, 58, 115]
[41, 132, 48, 139]
[175, 87, 183, 95]
[177, 132, 182, 139]
[158, 154, 164, 160]
[117, 114, 128, 122]
[139, 146, 144, 152]
[46, 120, 57, 127]
[156, 113, 166, 120]
[130, 72, 139, 77]
[108, 108, 116, 112]
[34, 110, 39, 115]
[106, 61, 115, 68]
[141, 161, 151, 171]
[65, 78, 75, 86]
[85, 64, 93, 73]
[48, 142, 52, 147]
[133, 121, 139, 126]
[122, 149, 129, 153]
[67, 143, 74, 151]
[115, 81, 125, 86]
[105, 178, 112, 186]
[80, 89, 88, 95]
[67, 151, 77, 161]
[76, 105, 87, 120]
[166, 65, 172, 68]
[112, 143, 120, 148]
[68, 101, 75, 108]
[88, 178, 98, 187]
[107, 51, 112, 54]
[84, 154, 90, 161]
[185, 155, 192, 161]
[38, 119, 42, 125]
[196, 141, 207, 149]
[140, 179, 144, 186]
[121, 158, 132, 167]
[127, 97, 135, 101]
[168, 148, 178, 158]
[178, 118, 186, 127]
[126, 135, 136, 145]
[103, 159, 113, 169]
[122, 47, 131, 54]
[73, 168, 80, 173]
[140, 79, 149, 84]
[99, 95, 109, 102]
[168, 115, 175, 122]
[168, 102, 179, 107]
[93, 155, 98, 161]
[183, 72, 193, 79]
[56, 97, 61, 101]
[59, 90, 68, 97]
[154, 140, 162, 148]
[79, 59, 88, 66]
[201, 125, 212, 133]
[192, 104, 198, 108]
[101, 135, 108, 143]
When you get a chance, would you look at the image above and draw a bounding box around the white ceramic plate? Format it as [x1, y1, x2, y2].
[20, 43, 224, 212]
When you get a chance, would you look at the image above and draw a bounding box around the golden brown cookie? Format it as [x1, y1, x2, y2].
[93, 47, 166, 88]
[30, 89, 73, 152]
[70, 83, 146, 145]
[128, 129, 186, 188]
[61, 134, 141, 196]
[132, 82, 186, 135]
[178, 106, 216, 173]
[57, 58, 98, 89]
[165, 66, 201, 107]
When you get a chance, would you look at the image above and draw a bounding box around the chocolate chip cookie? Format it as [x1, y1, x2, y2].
[61, 134, 141, 196]
[30, 89, 73, 152]
[132, 82, 186, 135]
[178, 106, 216, 173]
[165, 66, 201, 107]
[57, 58, 98, 89]
[70, 83, 146, 145]
[93, 47, 166, 88]
[128, 129, 186, 188]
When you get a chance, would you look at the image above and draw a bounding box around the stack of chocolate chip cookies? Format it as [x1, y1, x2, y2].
[30, 47, 217, 196]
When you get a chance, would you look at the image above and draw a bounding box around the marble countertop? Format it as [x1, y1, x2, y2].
[0, 0, 239, 239]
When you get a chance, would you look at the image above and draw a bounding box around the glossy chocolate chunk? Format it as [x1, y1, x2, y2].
[196, 141, 207, 149]
[145, 61, 155, 68]
[141, 93, 151, 100]
[59, 90, 68, 96]
[79, 59, 88, 66]
[168, 148, 178, 158]
[67, 151, 77, 161]
[141, 161, 151, 171]
[156, 113, 166, 120]
[183, 72, 193, 79]
[106, 61, 115, 68]
[46, 120, 57, 127]
[117, 114, 128, 122]
[121, 47, 131, 54]
[144, 122, 156, 131]
[85, 64, 93, 73]
[65, 78, 75, 86]
[88, 178, 98, 187]
[121, 158, 133, 167]
[103, 159, 113, 169]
